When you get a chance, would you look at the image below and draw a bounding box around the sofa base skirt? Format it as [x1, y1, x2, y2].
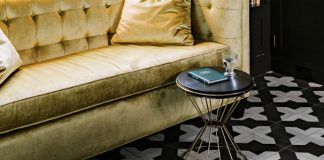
[0, 84, 235, 160]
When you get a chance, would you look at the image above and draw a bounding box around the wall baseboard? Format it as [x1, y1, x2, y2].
[272, 57, 324, 84]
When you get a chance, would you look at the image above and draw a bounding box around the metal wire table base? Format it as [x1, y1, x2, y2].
[183, 95, 247, 160]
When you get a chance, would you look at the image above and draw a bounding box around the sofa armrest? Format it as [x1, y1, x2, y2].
[192, 0, 250, 73]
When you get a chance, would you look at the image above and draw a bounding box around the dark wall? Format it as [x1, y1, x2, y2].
[271, 0, 324, 83]
[250, 0, 271, 76]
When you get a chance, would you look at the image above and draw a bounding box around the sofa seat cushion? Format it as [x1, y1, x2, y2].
[0, 42, 227, 134]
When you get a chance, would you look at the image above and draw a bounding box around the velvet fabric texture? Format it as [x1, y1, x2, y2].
[0, 42, 226, 134]
[111, 0, 194, 45]
[0, 84, 237, 160]
[0, 0, 250, 159]
[0, 0, 124, 65]
[0, 0, 249, 71]
[191, 0, 250, 72]
[0, 29, 22, 85]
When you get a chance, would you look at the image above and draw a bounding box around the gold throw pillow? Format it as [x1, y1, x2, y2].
[111, 0, 194, 45]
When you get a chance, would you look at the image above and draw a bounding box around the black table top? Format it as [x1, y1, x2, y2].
[176, 67, 254, 98]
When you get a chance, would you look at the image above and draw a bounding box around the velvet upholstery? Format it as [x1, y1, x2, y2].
[0, 0, 249, 159]
[0, 0, 124, 65]
[111, 0, 194, 45]
[0, 42, 226, 134]
[192, 0, 250, 72]
[0, 85, 237, 160]
[0, 0, 249, 70]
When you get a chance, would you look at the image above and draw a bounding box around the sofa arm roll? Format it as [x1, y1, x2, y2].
[192, 0, 250, 73]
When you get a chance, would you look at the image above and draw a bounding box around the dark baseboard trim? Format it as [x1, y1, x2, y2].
[272, 57, 324, 84]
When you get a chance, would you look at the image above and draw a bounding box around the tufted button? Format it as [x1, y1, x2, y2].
[31, 15, 36, 21]
[83, 7, 88, 13]
[208, 32, 213, 39]
[207, 2, 212, 9]
[3, 17, 8, 22]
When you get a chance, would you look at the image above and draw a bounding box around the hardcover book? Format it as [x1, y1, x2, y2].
[188, 67, 228, 85]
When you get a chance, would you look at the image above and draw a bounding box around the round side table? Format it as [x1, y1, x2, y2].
[176, 67, 254, 160]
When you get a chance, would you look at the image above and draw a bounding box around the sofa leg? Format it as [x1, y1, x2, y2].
[231, 98, 247, 118]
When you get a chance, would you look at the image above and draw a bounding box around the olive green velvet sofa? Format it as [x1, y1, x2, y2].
[0, 0, 249, 159]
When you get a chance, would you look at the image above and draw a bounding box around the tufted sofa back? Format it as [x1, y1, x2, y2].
[0, 0, 124, 65]
[0, 0, 249, 72]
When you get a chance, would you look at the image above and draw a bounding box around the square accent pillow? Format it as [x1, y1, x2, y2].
[111, 0, 194, 45]
[0, 29, 22, 85]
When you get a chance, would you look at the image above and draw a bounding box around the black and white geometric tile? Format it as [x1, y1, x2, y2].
[90, 71, 324, 160]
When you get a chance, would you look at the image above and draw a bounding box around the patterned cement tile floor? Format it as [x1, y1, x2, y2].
[90, 71, 324, 160]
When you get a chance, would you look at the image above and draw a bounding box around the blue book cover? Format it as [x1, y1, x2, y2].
[188, 67, 228, 85]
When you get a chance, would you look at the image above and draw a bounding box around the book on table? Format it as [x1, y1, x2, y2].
[188, 67, 228, 85]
